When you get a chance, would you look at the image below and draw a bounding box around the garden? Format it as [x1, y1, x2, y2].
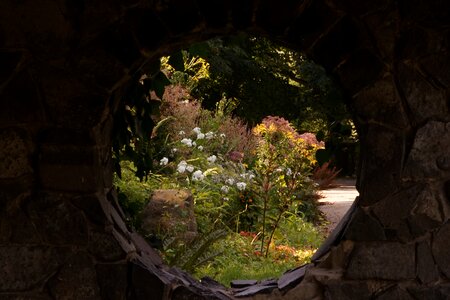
[112, 35, 358, 286]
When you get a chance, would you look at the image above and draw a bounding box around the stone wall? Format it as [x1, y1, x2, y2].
[0, 0, 449, 299]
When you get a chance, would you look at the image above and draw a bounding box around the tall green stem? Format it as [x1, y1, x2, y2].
[265, 211, 283, 257]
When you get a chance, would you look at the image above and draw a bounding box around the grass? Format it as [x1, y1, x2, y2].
[194, 217, 324, 287]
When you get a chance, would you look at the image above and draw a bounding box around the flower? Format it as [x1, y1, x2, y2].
[205, 132, 214, 139]
[286, 168, 292, 176]
[197, 133, 205, 140]
[275, 167, 283, 173]
[192, 141, 197, 147]
[192, 170, 204, 181]
[192, 127, 202, 134]
[186, 165, 195, 173]
[159, 157, 169, 166]
[207, 155, 217, 163]
[236, 182, 247, 191]
[197, 145, 204, 151]
[177, 165, 186, 173]
[225, 178, 235, 185]
[221, 185, 230, 193]
[177, 160, 188, 173]
[223, 197, 229, 201]
[172, 148, 178, 153]
[178, 130, 185, 136]
[219, 133, 226, 138]
[181, 138, 193, 147]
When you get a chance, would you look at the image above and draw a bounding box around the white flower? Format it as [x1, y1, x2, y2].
[205, 132, 214, 139]
[197, 133, 205, 140]
[192, 141, 197, 147]
[179, 130, 185, 136]
[172, 148, 178, 153]
[286, 168, 292, 176]
[207, 155, 217, 163]
[236, 182, 247, 191]
[223, 197, 229, 201]
[192, 170, 204, 181]
[186, 165, 195, 173]
[178, 160, 188, 167]
[225, 178, 235, 185]
[248, 173, 255, 180]
[159, 157, 169, 166]
[219, 133, 226, 138]
[197, 145, 204, 151]
[181, 138, 193, 147]
[221, 185, 230, 193]
[275, 167, 283, 173]
[177, 165, 186, 173]
[192, 127, 202, 134]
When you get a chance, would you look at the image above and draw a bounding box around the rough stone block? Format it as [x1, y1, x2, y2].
[324, 281, 373, 300]
[39, 164, 103, 193]
[353, 76, 409, 129]
[344, 208, 386, 241]
[359, 126, 403, 206]
[131, 263, 166, 300]
[0, 246, 64, 291]
[417, 241, 439, 284]
[346, 242, 415, 280]
[197, 0, 229, 28]
[404, 121, 450, 179]
[375, 286, 414, 300]
[96, 263, 128, 300]
[432, 221, 450, 278]
[336, 48, 384, 96]
[48, 252, 101, 299]
[398, 63, 448, 124]
[0, 128, 33, 179]
[372, 184, 422, 230]
[28, 193, 88, 245]
[88, 229, 125, 262]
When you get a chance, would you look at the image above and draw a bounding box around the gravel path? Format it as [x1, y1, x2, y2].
[318, 178, 359, 234]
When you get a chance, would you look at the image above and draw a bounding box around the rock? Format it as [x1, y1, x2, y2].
[230, 280, 258, 288]
[416, 241, 439, 284]
[432, 221, 450, 278]
[140, 189, 198, 243]
[346, 242, 415, 280]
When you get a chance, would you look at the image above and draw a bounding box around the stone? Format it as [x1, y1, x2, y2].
[407, 185, 445, 236]
[358, 125, 403, 206]
[278, 264, 309, 290]
[353, 76, 409, 129]
[420, 53, 450, 88]
[28, 193, 88, 246]
[230, 279, 258, 288]
[346, 242, 415, 280]
[404, 121, 450, 179]
[0, 70, 44, 125]
[0, 128, 33, 179]
[0, 246, 63, 291]
[432, 221, 450, 278]
[130, 232, 163, 266]
[375, 286, 414, 300]
[311, 17, 360, 70]
[140, 189, 198, 243]
[343, 208, 386, 241]
[398, 63, 448, 124]
[96, 263, 128, 300]
[417, 241, 439, 284]
[372, 184, 423, 239]
[336, 48, 384, 95]
[48, 252, 101, 299]
[130, 263, 166, 300]
[88, 229, 125, 262]
[233, 283, 277, 298]
[324, 281, 373, 300]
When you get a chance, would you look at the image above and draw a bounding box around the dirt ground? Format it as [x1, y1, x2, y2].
[317, 178, 359, 234]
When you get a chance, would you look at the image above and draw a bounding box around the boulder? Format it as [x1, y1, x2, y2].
[140, 189, 198, 244]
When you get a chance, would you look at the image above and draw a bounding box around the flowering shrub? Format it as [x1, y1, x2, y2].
[251, 116, 321, 256]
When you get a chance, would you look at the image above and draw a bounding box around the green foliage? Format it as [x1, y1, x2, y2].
[112, 59, 171, 180]
[163, 229, 228, 273]
[195, 218, 324, 286]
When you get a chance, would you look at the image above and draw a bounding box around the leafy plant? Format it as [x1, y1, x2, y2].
[312, 161, 341, 189]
